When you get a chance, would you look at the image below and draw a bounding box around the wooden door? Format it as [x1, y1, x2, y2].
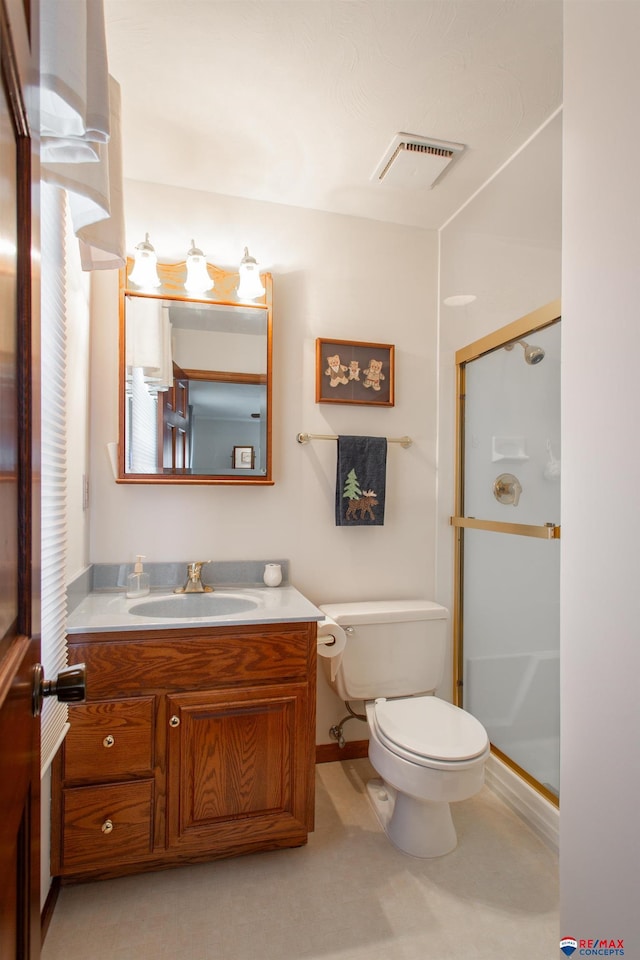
[0, 1, 41, 957]
[159, 364, 191, 471]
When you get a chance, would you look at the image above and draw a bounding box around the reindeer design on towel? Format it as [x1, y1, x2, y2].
[345, 490, 379, 521]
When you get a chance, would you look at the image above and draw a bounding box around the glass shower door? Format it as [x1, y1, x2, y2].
[452, 304, 561, 800]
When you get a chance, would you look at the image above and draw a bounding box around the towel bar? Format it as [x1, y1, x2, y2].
[296, 432, 412, 448]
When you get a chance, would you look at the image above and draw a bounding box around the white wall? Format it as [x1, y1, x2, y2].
[561, 1, 640, 943]
[172, 327, 266, 374]
[89, 182, 438, 744]
[191, 416, 262, 474]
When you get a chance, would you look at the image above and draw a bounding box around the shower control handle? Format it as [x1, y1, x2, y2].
[493, 473, 522, 506]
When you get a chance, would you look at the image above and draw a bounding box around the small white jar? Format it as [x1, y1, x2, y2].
[263, 563, 282, 587]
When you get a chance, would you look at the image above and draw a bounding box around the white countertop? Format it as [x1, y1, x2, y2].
[67, 585, 324, 634]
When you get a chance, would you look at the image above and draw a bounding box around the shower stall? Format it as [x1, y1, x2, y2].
[451, 301, 561, 802]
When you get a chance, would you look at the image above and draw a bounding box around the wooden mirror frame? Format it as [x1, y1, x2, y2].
[118, 258, 273, 484]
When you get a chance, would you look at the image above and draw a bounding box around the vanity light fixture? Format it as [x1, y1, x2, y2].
[184, 239, 214, 294]
[128, 233, 161, 289]
[237, 246, 266, 300]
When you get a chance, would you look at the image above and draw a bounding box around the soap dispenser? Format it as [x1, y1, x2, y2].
[126, 555, 150, 598]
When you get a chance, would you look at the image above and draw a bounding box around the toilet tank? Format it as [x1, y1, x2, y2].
[318, 600, 449, 702]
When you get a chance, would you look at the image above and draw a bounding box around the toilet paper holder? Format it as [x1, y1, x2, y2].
[322, 625, 354, 647]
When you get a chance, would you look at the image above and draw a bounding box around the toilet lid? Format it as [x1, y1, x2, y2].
[373, 697, 489, 762]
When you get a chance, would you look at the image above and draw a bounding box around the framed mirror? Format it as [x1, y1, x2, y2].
[118, 259, 273, 484]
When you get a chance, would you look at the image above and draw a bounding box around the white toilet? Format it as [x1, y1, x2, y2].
[319, 599, 490, 858]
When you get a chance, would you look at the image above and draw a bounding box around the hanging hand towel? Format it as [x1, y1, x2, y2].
[44, 76, 125, 268]
[77, 77, 126, 270]
[336, 436, 387, 526]
[126, 297, 174, 391]
[40, 0, 111, 162]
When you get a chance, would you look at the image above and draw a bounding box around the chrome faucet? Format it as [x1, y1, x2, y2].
[174, 561, 213, 594]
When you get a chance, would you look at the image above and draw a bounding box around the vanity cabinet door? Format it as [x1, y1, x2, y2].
[166, 682, 313, 857]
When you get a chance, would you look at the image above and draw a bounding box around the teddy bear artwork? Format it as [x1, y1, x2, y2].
[324, 354, 349, 387]
[325, 353, 383, 390]
[316, 339, 395, 406]
[363, 358, 384, 391]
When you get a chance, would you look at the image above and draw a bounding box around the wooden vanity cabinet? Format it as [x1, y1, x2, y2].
[51, 621, 317, 882]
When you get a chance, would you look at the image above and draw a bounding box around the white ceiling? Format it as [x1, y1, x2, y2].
[104, 0, 563, 232]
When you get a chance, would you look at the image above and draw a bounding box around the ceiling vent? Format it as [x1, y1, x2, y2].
[372, 133, 465, 189]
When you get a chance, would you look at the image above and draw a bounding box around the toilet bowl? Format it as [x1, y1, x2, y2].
[318, 599, 490, 858]
[365, 696, 490, 857]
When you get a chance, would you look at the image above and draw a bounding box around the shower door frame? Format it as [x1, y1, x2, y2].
[451, 299, 561, 805]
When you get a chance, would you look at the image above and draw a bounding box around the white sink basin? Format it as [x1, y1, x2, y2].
[129, 592, 260, 619]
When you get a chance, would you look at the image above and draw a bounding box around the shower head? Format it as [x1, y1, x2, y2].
[505, 340, 545, 364]
[521, 340, 545, 364]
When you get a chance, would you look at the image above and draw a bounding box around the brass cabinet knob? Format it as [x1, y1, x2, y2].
[169, 715, 180, 728]
[103, 735, 115, 748]
[101, 819, 114, 835]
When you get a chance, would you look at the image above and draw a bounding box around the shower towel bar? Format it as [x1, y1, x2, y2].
[297, 432, 412, 448]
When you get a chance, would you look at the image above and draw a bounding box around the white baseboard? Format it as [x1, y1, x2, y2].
[484, 753, 559, 852]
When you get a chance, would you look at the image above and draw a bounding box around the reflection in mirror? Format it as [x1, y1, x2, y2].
[119, 260, 272, 484]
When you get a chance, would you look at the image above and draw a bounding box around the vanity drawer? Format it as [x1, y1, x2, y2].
[60, 780, 154, 872]
[69, 623, 316, 698]
[64, 698, 154, 781]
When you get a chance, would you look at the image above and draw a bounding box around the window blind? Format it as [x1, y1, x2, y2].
[40, 182, 70, 774]
[129, 367, 159, 472]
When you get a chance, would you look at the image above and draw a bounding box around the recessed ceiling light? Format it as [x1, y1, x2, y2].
[443, 294, 477, 307]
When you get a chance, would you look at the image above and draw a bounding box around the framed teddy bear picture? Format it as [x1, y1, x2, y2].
[315, 338, 395, 406]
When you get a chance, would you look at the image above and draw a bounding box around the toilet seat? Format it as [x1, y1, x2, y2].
[369, 697, 489, 767]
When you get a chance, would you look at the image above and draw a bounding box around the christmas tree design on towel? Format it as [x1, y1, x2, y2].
[335, 436, 388, 526]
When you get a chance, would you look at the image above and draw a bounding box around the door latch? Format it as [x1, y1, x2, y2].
[32, 663, 86, 717]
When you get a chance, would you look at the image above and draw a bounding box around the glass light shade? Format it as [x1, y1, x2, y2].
[237, 247, 265, 300]
[185, 239, 213, 294]
[128, 233, 161, 288]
